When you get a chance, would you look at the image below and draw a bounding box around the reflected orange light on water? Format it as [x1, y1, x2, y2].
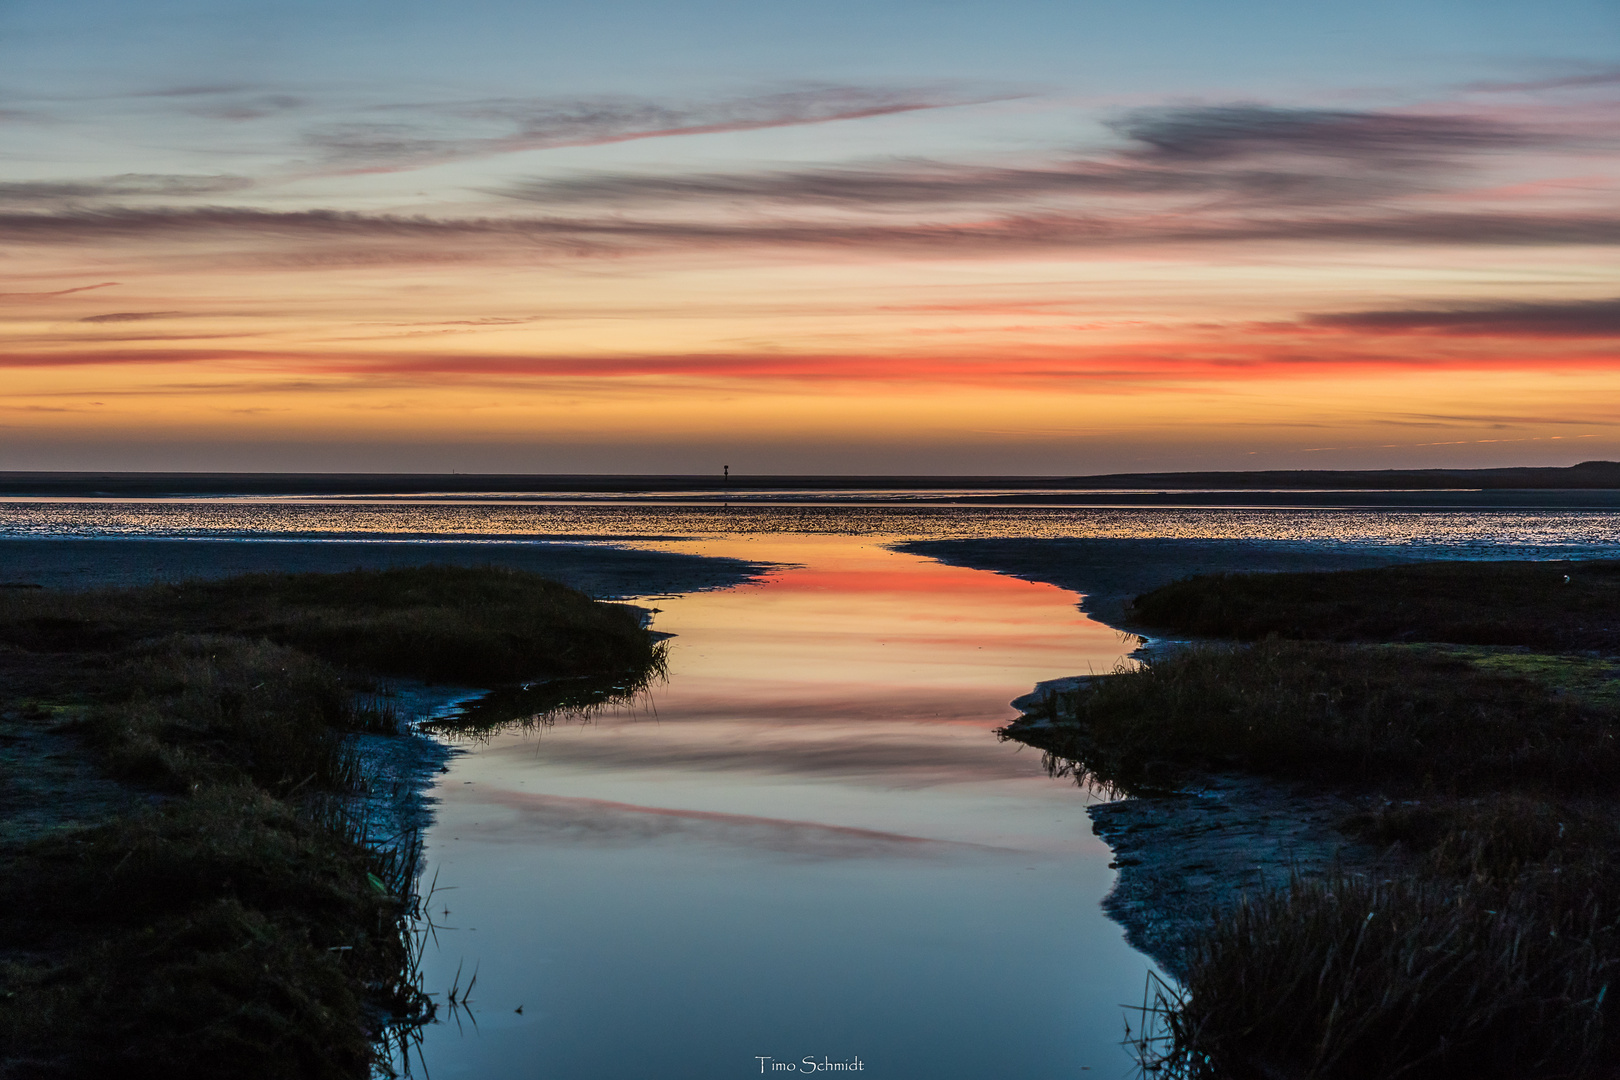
[442, 534, 1133, 851]
[641, 535, 1124, 725]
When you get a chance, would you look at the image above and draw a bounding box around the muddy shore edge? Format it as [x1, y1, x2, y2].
[1004, 676, 1391, 977]
[0, 535, 771, 598]
[894, 538, 1470, 976]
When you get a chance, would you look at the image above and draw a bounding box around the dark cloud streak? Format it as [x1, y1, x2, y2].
[4, 342, 1614, 381]
[4, 205, 1617, 255]
[492, 103, 1579, 214]
[0, 282, 120, 299]
[1465, 68, 1620, 93]
[0, 174, 253, 205]
[1307, 298, 1620, 337]
[497, 159, 1402, 208]
[78, 311, 185, 323]
[306, 86, 1003, 174]
[1109, 105, 1538, 162]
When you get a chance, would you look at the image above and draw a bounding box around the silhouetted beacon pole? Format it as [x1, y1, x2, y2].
[723, 465, 729, 486]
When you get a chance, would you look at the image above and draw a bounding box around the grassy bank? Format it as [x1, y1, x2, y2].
[1021, 642, 1620, 794]
[1012, 560, 1620, 1079]
[0, 566, 660, 1079]
[1137, 790, 1620, 1079]
[1129, 558, 1620, 652]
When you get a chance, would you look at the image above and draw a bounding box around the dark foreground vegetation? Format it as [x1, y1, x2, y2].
[1031, 642, 1620, 795]
[0, 567, 659, 1079]
[1132, 558, 1620, 653]
[1011, 560, 1620, 1079]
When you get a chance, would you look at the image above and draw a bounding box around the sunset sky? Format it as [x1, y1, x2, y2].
[3, 0, 1617, 474]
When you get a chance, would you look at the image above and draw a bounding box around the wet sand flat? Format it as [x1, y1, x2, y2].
[0, 537, 767, 598]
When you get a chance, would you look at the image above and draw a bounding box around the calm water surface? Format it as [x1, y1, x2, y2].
[410, 533, 1152, 1079]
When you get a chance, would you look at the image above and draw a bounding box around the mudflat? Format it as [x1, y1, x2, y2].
[0, 536, 768, 598]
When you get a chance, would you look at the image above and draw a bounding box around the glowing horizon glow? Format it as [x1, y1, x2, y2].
[2, 0, 1617, 474]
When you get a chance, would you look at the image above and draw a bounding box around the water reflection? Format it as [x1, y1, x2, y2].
[454, 789, 989, 859]
[405, 536, 1159, 1079]
[427, 667, 665, 737]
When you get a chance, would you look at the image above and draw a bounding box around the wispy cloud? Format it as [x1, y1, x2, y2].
[498, 103, 1560, 211]
[1381, 410, 1614, 427]
[78, 311, 186, 323]
[497, 158, 1402, 209]
[7, 332, 261, 346]
[1108, 105, 1539, 162]
[303, 85, 1003, 174]
[191, 96, 305, 122]
[0, 174, 252, 205]
[1305, 297, 1620, 337]
[1, 101, 1611, 276]
[1464, 67, 1620, 94]
[131, 83, 260, 98]
[5, 205, 1617, 259]
[5, 339, 1615, 384]
[0, 282, 119, 300]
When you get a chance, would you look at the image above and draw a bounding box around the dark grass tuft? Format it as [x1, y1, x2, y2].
[0, 564, 656, 683]
[0, 789, 416, 1080]
[1130, 559, 1620, 652]
[88, 635, 356, 795]
[1151, 864, 1618, 1079]
[1144, 797, 1620, 1080]
[1344, 793, 1620, 881]
[1020, 642, 1620, 794]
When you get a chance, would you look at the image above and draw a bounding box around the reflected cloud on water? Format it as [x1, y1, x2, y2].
[479, 717, 1050, 785]
[443, 787, 1005, 859]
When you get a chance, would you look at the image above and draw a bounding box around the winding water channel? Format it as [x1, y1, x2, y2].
[412, 533, 1152, 1078]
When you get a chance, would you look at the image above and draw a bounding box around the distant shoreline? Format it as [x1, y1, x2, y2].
[2, 460, 1619, 498]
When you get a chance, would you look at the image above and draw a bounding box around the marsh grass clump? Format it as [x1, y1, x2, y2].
[172, 565, 657, 682]
[1158, 865, 1619, 1080]
[1147, 796, 1620, 1079]
[1040, 560, 1620, 1079]
[90, 635, 357, 795]
[1028, 642, 1620, 793]
[0, 564, 657, 684]
[0, 565, 662, 1078]
[1345, 793, 1620, 880]
[0, 789, 416, 1080]
[1130, 559, 1620, 652]
[1034, 647, 1620, 1076]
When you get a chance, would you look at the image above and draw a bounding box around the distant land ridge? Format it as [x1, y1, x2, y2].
[1, 462, 1618, 496]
